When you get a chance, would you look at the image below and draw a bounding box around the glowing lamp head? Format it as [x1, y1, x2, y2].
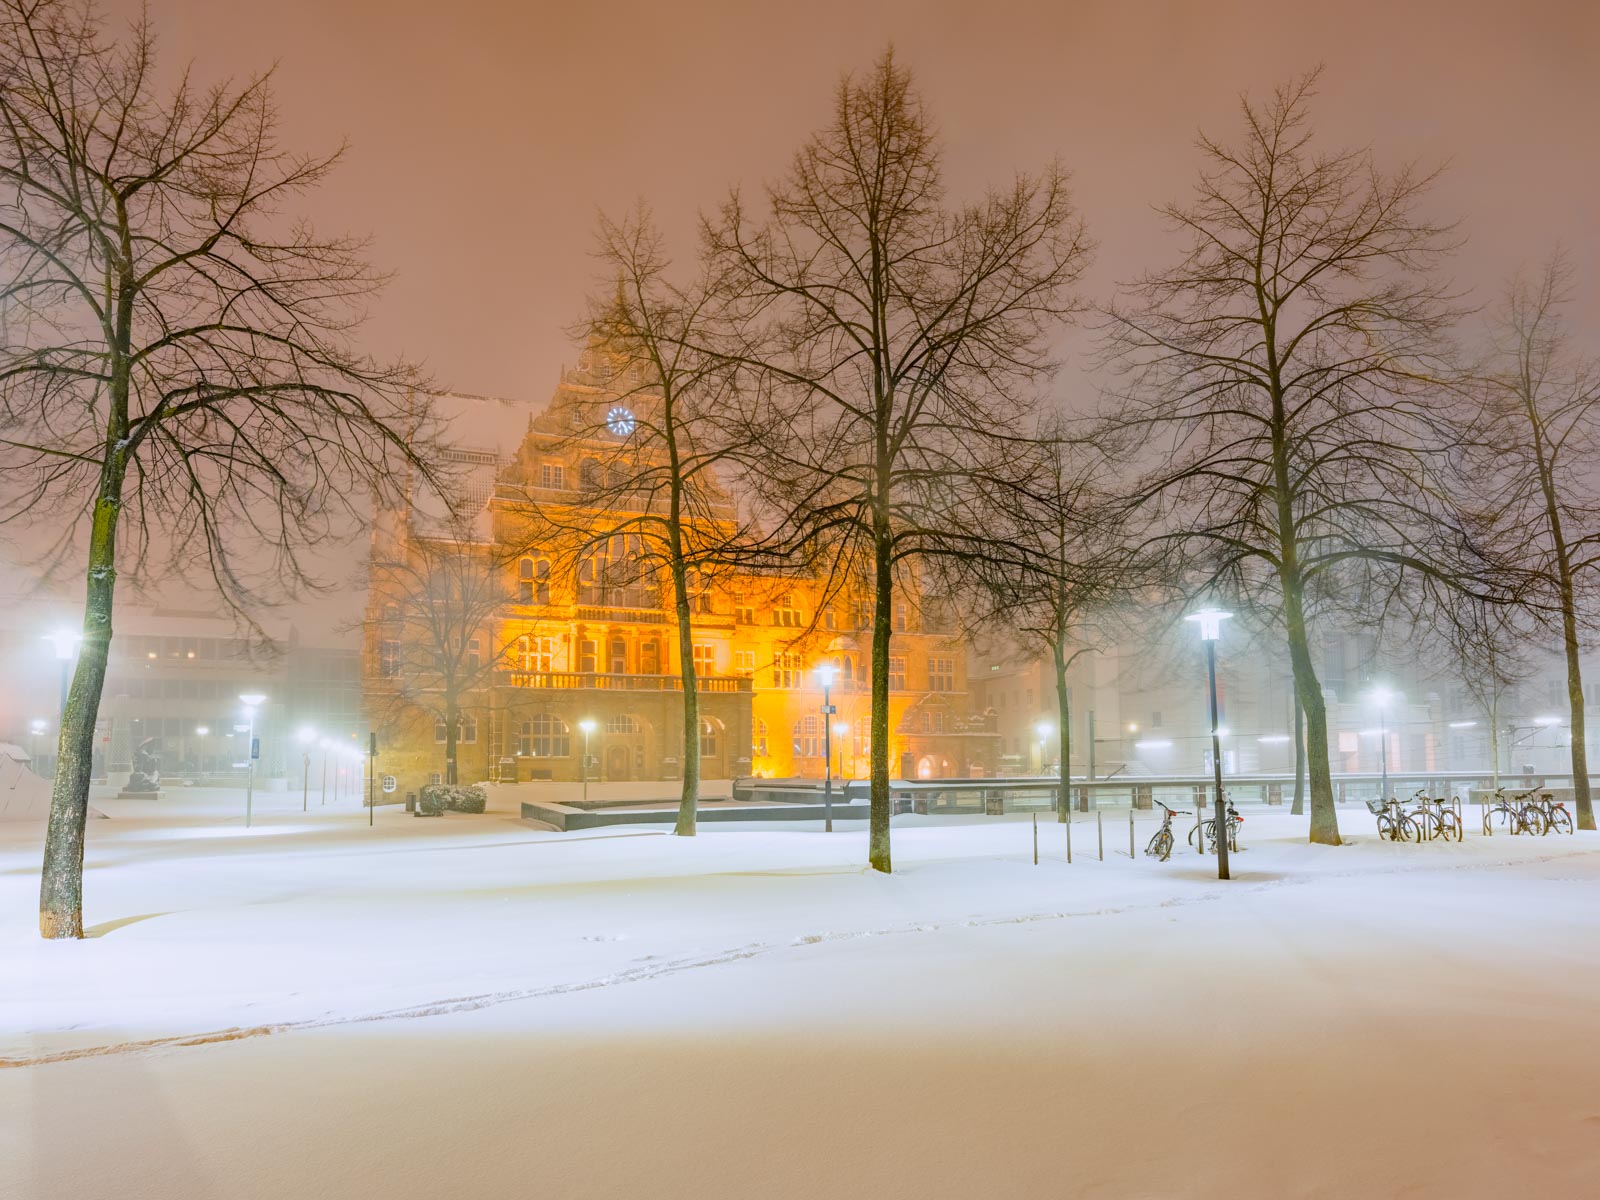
[815, 664, 835, 688]
[1184, 609, 1232, 641]
[833, 722, 850, 737]
[1369, 686, 1395, 708]
[194, 725, 209, 736]
[578, 718, 597, 734]
[43, 629, 81, 660]
[296, 725, 317, 744]
[238, 692, 266, 708]
[1034, 721, 1051, 739]
[30, 718, 47, 735]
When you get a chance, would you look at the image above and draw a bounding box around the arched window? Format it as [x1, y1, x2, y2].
[580, 459, 602, 491]
[518, 557, 535, 603]
[519, 714, 570, 758]
[754, 719, 769, 757]
[699, 719, 719, 759]
[792, 715, 820, 758]
[606, 714, 637, 735]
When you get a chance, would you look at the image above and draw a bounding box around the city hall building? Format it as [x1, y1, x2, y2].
[363, 349, 1000, 794]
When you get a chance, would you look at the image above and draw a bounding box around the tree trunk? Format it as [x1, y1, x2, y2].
[1489, 690, 1501, 789]
[1291, 689, 1306, 816]
[1559, 597, 1594, 829]
[1282, 577, 1340, 845]
[672, 556, 700, 837]
[868, 502, 894, 874]
[444, 698, 459, 786]
[40, 488, 123, 938]
[1052, 638, 1071, 821]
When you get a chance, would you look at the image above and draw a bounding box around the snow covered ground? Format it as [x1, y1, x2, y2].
[4, 787, 1599, 1198]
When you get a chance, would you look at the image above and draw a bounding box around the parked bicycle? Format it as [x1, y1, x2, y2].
[1145, 800, 1189, 862]
[1189, 798, 1242, 854]
[1488, 787, 1543, 836]
[1408, 790, 1461, 841]
[1521, 791, 1574, 836]
[1366, 795, 1420, 842]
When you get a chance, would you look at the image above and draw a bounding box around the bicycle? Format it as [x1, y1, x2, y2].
[1189, 798, 1242, 854]
[1145, 800, 1188, 862]
[1488, 787, 1542, 836]
[1366, 795, 1419, 842]
[1522, 792, 1573, 836]
[1408, 790, 1459, 841]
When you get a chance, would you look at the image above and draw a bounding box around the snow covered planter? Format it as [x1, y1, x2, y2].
[418, 784, 488, 815]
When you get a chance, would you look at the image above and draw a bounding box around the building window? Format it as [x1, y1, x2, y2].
[540, 462, 565, 489]
[379, 639, 402, 677]
[466, 637, 481, 669]
[606, 714, 637, 735]
[792, 715, 819, 758]
[928, 657, 955, 692]
[734, 650, 756, 678]
[735, 597, 755, 624]
[609, 636, 627, 674]
[754, 719, 769, 757]
[519, 636, 556, 672]
[774, 652, 804, 689]
[774, 593, 802, 628]
[641, 640, 660, 675]
[579, 639, 597, 673]
[889, 656, 906, 691]
[692, 643, 715, 676]
[687, 571, 713, 614]
[893, 602, 908, 633]
[434, 715, 477, 743]
[823, 607, 836, 631]
[521, 714, 570, 758]
[580, 459, 601, 491]
[699, 719, 719, 759]
[517, 557, 551, 605]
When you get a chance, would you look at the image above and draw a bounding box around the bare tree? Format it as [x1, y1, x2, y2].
[1420, 599, 1533, 788]
[368, 519, 513, 786]
[707, 50, 1091, 872]
[1463, 255, 1600, 827]
[964, 420, 1130, 820]
[517, 207, 786, 835]
[0, 0, 433, 937]
[1102, 70, 1470, 846]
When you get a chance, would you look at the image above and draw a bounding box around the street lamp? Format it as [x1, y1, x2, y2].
[1369, 686, 1395, 802]
[239, 692, 266, 828]
[817, 664, 837, 832]
[42, 629, 81, 724]
[578, 718, 596, 803]
[296, 726, 316, 812]
[832, 721, 850, 782]
[318, 738, 331, 805]
[194, 725, 209, 776]
[1034, 720, 1052, 775]
[1184, 608, 1232, 882]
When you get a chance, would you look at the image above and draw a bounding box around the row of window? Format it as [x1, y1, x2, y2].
[434, 713, 721, 759]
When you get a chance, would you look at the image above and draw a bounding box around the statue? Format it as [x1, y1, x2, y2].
[127, 737, 162, 793]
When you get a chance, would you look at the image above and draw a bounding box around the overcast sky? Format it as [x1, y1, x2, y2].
[109, 0, 1598, 405]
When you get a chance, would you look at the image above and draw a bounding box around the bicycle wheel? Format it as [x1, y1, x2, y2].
[1187, 824, 1199, 848]
[1152, 829, 1174, 862]
[1551, 808, 1573, 835]
[1517, 810, 1544, 836]
[1376, 815, 1395, 841]
[1397, 816, 1421, 842]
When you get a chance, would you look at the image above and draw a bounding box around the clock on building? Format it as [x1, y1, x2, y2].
[605, 405, 636, 437]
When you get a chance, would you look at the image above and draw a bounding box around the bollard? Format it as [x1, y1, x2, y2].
[1033, 814, 1039, 866]
[1129, 807, 1135, 859]
[1098, 810, 1104, 861]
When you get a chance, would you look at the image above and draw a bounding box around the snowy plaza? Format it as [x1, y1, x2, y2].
[5, 787, 1599, 1198]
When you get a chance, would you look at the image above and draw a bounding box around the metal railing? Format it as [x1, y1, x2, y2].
[501, 669, 751, 694]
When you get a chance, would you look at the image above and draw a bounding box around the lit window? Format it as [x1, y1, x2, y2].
[692, 643, 715, 675]
[540, 462, 565, 489]
[792, 715, 820, 757]
[928, 657, 955, 692]
[699, 719, 719, 759]
[888, 656, 906, 691]
[520, 714, 570, 757]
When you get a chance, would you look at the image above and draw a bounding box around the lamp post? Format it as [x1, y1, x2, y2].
[194, 725, 209, 777]
[833, 721, 850, 782]
[1369, 686, 1395, 802]
[578, 718, 596, 803]
[817, 665, 837, 832]
[319, 739, 330, 805]
[43, 629, 81, 724]
[297, 726, 316, 812]
[239, 692, 266, 827]
[1184, 609, 1232, 882]
[29, 718, 46, 774]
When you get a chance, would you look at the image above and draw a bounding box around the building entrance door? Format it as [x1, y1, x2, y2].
[606, 744, 631, 781]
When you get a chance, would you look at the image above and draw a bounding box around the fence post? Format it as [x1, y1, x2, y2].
[1129, 806, 1135, 859]
[1098, 810, 1104, 861]
[1033, 814, 1038, 866]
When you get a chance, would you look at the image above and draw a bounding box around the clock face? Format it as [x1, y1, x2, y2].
[605, 406, 636, 437]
